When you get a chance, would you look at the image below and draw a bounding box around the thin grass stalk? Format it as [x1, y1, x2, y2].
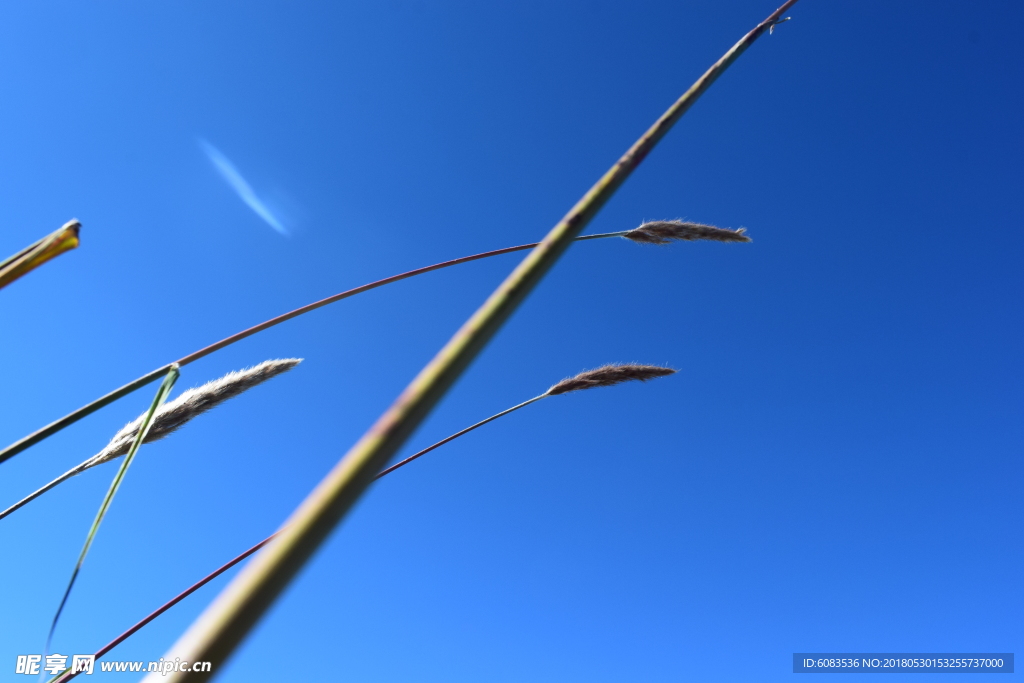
[0, 220, 80, 291]
[374, 396, 544, 479]
[0, 221, 745, 466]
[48, 536, 276, 683]
[0, 466, 91, 523]
[0, 366, 173, 467]
[149, 4, 796, 678]
[42, 365, 179, 662]
[52, 364, 674, 682]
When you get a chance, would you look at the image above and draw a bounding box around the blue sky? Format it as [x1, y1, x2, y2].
[0, 1, 1021, 681]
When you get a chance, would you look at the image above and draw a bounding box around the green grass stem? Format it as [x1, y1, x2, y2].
[42, 365, 179, 663]
[147, 3, 797, 679]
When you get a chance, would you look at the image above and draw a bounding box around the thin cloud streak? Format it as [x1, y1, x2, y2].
[200, 139, 288, 236]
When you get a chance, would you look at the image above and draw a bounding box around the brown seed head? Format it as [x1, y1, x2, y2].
[88, 358, 302, 466]
[545, 363, 676, 396]
[624, 220, 750, 245]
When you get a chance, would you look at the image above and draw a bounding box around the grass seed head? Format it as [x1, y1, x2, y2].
[624, 220, 750, 245]
[89, 358, 302, 466]
[545, 363, 676, 396]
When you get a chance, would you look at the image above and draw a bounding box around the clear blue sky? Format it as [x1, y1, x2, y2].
[1, 1, 1021, 681]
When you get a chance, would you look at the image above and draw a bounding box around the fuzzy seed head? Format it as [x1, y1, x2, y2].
[88, 358, 302, 467]
[624, 220, 750, 245]
[545, 363, 676, 396]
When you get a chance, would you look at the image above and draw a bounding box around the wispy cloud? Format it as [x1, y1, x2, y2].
[200, 139, 288, 236]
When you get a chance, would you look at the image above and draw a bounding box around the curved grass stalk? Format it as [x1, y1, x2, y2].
[150, 3, 797, 678]
[50, 364, 675, 683]
[49, 533, 274, 683]
[0, 242, 547, 466]
[0, 221, 744, 466]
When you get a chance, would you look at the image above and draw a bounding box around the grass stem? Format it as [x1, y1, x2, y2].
[149, 3, 797, 676]
[42, 365, 178, 668]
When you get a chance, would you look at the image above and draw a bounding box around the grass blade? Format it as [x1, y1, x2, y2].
[0, 220, 745, 466]
[0, 220, 80, 291]
[42, 365, 179, 663]
[149, 3, 797, 678]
